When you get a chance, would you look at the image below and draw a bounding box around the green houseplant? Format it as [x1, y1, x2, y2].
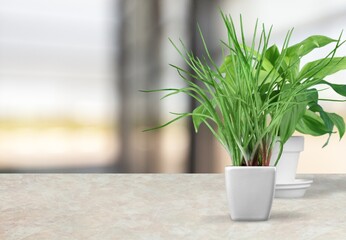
[219, 34, 346, 164]
[246, 35, 346, 188]
[145, 13, 346, 220]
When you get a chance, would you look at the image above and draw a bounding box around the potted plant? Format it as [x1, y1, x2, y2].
[144, 13, 344, 220]
[256, 36, 346, 186]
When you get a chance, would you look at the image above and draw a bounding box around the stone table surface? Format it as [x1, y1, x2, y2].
[0, 174, 345, 240]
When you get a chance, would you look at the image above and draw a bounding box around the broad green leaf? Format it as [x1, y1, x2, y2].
[256, 54, 275, 73]
[298, 57, 346, 80]
[327, 113, 345, 139]
[307, 103, 345, 145]
[279, 104, 305, 143]
[283, 35, 336, 82]
[256, 69, 282, 85]
[306, 88, 319, 104]
[318, 80, 346, 97]
[309, 104, 334, 147]
[265, 45, 280, 65]
[279, 87, 309, 143]
[309, 104, 333, 131]
[296, 110, 331, 136]
[285, 57, 300, 81]
[286, 35, 336, 58]
[219, 55, 234, 73]
[243, 46, 277, 73]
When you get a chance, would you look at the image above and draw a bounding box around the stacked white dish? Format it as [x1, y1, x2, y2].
[275, 179, 313, 198]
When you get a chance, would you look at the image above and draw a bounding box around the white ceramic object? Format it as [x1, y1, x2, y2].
[225, 166, 276, 221]
[270, 136, 304, 184]
[275, 179, 313, 198]
[276, 179, 313, 188]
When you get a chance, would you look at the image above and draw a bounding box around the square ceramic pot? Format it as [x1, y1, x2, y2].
[225, 166, 276, 221]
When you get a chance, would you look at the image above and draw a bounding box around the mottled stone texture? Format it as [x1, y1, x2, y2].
[0, 174, 345, 239]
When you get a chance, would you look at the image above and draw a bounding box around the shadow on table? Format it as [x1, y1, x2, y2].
[270, 210, 306, 220]
[200, 210, 305, 224]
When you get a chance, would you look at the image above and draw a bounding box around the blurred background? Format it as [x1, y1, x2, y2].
[0, 0, 345, 173]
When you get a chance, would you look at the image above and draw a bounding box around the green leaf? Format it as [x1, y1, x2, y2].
[256, 69, 282, 85]
[279, 104, 304, 143]
[283, 36, 336, 82]
[307, 103, 345, 145]
[298, 57, 346, 80]
[327, 113, 345, 139]
[219, 55, 233, 73]
[243, 45, 278, 73]
[257, 54, 276, 73]
[279, 88, 308, 143]
[309, 104, 334, 147]
[309, 104, 333, 128]
[265, 45, 280, 65]
[286, 35, 336, 58]
[192, 104, 208, 132]
[192, 98, 217, 132]
[305, 88, 319, 104]
[296, 110, 331, 136]
[318, 80, 346, 97]
[286, 57, 301, 81]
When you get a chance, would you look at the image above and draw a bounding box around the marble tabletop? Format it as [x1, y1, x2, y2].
[0, 174, 345, 240]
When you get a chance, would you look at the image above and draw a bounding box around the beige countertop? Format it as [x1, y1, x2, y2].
[0, 174, 345, 239]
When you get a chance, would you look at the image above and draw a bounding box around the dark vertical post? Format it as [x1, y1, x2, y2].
[188, 0, 220, 173]
[117, 0, 130, 172]
[117, 0, 162, 172]
[143, 1, 162, 172]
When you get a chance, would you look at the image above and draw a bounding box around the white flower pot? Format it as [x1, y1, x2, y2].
[270, 136, 304, 184]
[225, 166, 276, 221]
